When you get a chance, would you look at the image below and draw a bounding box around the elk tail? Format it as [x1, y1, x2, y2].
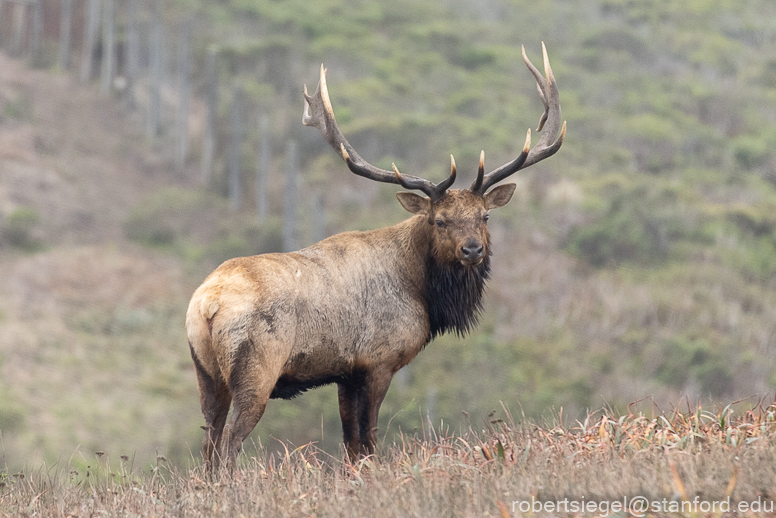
[185, 290, 220, 376]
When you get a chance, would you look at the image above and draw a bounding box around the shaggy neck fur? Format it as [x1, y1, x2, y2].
[423, 253, 491, 340]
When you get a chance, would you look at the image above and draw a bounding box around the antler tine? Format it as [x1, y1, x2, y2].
[470, 131, 531, 192]
[472, 43, 566, 195]
[303, 64, 455, 201]
[521, 42, 565, 167]
[470, 150, 486, 192]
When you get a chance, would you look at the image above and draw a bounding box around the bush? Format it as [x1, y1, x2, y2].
[204, 218, 283, 266]
[725, 204, 776, 238]
[565, 183, 708, 268]
[566, 187, 667, 267]
[732, 136, 769, 171]
[1, 207, 44, 251]
[124, 187, 284, 266]
[123, 188, 214, 249]
[653, 336, 734, 397]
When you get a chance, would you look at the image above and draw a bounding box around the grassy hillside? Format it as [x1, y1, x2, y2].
[1, 0, 776, 474]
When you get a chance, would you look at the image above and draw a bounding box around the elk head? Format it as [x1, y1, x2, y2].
[303, 42, 566, 267]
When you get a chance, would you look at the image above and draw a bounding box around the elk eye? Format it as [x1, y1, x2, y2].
[435, 219, 446, 228]
[483, 213, 490, 223]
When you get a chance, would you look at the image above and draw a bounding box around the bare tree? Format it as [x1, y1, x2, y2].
[228, 85, 244, 211]
[100, 0, 115, 94]
[10, 1, 27, 57]
[80, 0, 100, 82]
[256, 114, 270, 222]
[29, 0, 42, 65]
[57, 0, 74, 69]
[310, 190, 324, 244]
[282, 139, 299, 252]
[0, 0, 6, 47]
[146, 2, 163, 138]
[124, 0, 140, 109]
[175, 19, 193, 172]
[201, 47, 218, 186]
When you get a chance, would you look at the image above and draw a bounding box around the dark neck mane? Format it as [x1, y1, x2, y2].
[424, 254, 490, 340]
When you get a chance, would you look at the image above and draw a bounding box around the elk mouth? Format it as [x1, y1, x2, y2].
[458, 240, 485, 266]
[458, 253, 486, 267]
[460, 258, 482, 267]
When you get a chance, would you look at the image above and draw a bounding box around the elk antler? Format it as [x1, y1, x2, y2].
[470, 42, 567, 195]
[303, 65, 455, 201]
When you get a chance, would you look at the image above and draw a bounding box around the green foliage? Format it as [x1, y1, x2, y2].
[651, 335, 734, 397]
[725, 203, 776, 238]
[205, 218, 284, 266]
[566, 183, 705, 267]
[1, 207, 44, 251]
[2, 91, 32, 120]
[732, 136, 769, 171]
[0, 392, 25, 434]
[123, 188, 211, 248]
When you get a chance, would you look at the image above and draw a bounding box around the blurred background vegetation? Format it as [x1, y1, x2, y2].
[1, 0, 776, 472]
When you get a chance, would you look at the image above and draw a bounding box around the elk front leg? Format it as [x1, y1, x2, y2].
[357, 368, 393, 456]
[337, 382, 360, 462]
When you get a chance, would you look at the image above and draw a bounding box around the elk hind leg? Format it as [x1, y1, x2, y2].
[190, 345, 231, 472]
[220, 340, 279, 470]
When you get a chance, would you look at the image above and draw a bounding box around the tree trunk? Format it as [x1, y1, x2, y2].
[57, 0, 74, 69]
[175, 19, 193, 172]
[29, 0, 42, 66]
[146, 2, 163, 139]
[80, 0, 101, 83]
[311, 191, 325, 244]
[0, 0, 6, 48]
[100, 0, 115, 95]
[283, 139, 299, 252]
[201, 47, 218, 186]
[124, 0, 140, 109]
[10, 1, 27, 57]
[256, 114, 270, 222]
[228, 86, 244, 211]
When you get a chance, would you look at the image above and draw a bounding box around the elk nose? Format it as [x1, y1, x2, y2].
[460, 241, 484, 261]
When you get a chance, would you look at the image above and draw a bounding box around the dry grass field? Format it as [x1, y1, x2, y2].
[1, 403, 775, 517]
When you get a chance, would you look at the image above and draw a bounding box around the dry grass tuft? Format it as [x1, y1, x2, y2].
[2, 403, 775, 517]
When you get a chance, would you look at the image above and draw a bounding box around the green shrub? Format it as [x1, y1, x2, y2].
[565, 183, 708, 268]
[582, 27, 651, 60]
[653, 336, 734, 397]
[0, 377, 25, 434]
[566, 188, 667, 267]
[204, 218, 283, 266]
[123, 188, 213, 249]
[1, 207, 43, 251]
[124, 187, 284, 266]
[732, 136, 769, 171]
[725, 204, 776, 237]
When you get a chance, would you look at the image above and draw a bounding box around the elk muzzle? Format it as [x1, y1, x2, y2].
[458, 238, 485, 265]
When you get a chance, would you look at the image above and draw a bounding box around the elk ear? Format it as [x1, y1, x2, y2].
[484, 183, 516, 209]
[396, 192, 431, 215]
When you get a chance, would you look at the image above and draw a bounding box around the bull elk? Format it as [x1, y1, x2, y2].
[186, 43, 565, 470]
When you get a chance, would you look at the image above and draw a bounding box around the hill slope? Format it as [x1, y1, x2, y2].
[2, 0, 776, 472]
